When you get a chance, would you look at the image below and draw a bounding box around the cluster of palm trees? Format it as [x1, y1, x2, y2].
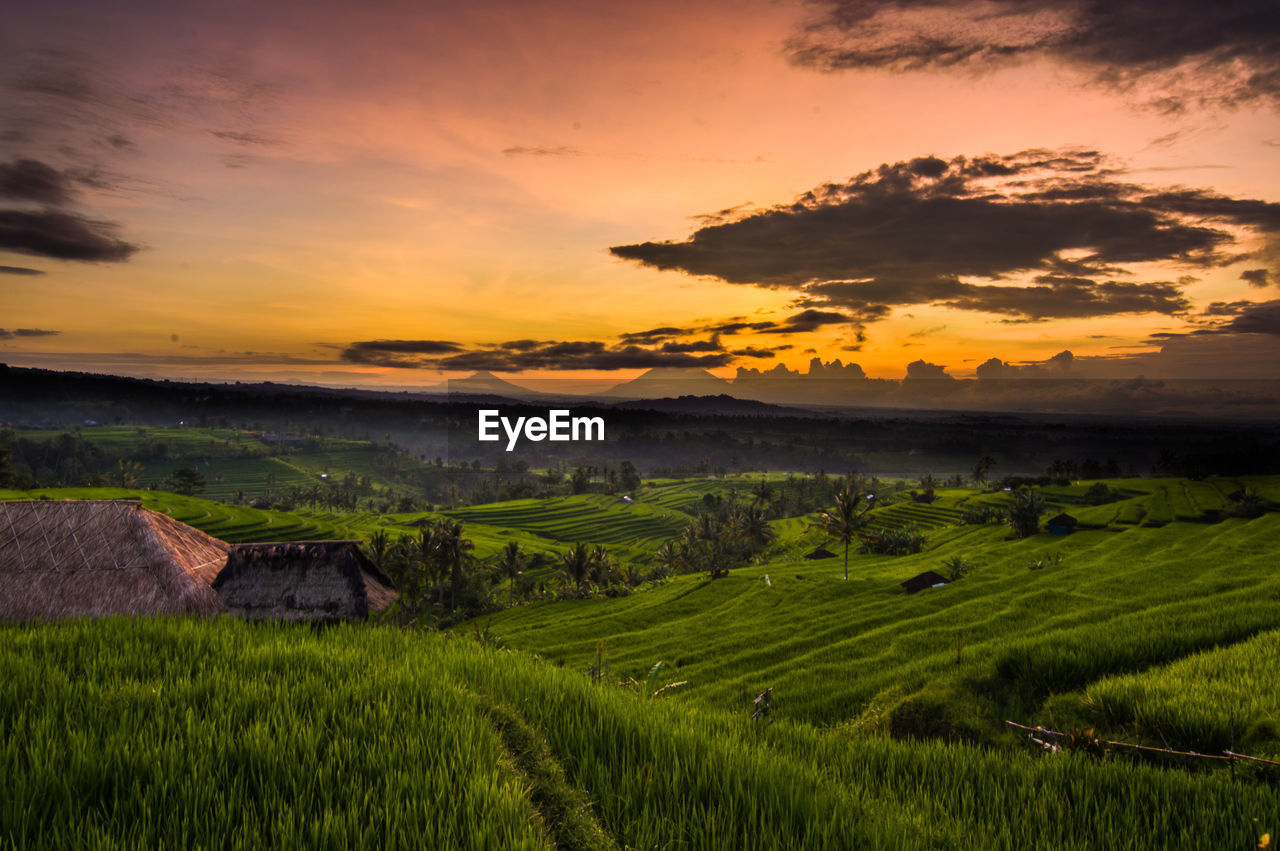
[557, 542, 615, 595]
[654, 503, 777, 576]
[368, 520, 475, 613]
[369, 524, 641, 615]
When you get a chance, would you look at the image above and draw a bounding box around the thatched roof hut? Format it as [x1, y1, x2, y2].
[213, 541, 397, 622]
[804, 545, 837, 560]
[901, 570, 949, 594]
[0, 500, 227, 621]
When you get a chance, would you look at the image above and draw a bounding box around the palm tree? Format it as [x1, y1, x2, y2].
[560, 542, 598, 595]
[653, 540, 685, 575]
[409, 527, 442, 610]
[750, 479, 776, 510]
[1005, 488, 1047, 539]
[365, 530, 390, 574]
[116, 459, 143, 488]
[734, 506, 777, 554]
[435, 520, 475, 611]
[494, 541, 526, 607]
[589, 545, 613, 587]
[811, 484, 873, 581]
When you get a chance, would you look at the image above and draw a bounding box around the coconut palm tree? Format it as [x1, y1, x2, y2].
[494, 540, 526, 607]
[365, 530, 390, 573]
[750, 478, 776, 510]
[560, 542, 598, 595]
[410, 526, 443, 609]
[733, 505, 777, 554]
[589, 545, 614, 587]
[435, 520, 475, 611]
[653, 540, 685, 575]
[116, 459, 143, 488]
[972, 456, 996, 487]
[811, 484, 873, 581]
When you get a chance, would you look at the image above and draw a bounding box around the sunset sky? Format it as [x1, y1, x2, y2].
[2, 0, 1279, 386]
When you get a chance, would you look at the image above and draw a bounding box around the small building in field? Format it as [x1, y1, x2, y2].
[804, 545, 837, 560]
[900, 570, 949, 594]
[1047, 513, 1079, 535]
[0, 499, 227, 621]
[213, 540, 398, 622]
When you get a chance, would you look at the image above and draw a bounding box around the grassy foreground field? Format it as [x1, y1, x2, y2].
[2, 618, 1277, 850]
[2, 478, 1278, 848]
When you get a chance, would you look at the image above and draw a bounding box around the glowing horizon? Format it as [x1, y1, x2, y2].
[2, 0, 1278, 390]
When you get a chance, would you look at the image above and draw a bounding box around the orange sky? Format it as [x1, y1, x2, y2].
[1, 0, 1278, 386]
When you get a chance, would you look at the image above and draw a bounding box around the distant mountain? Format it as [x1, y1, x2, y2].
[448, 371, 544, 399]
[608, 394, 810, 416]
[602, 367, 732, 399]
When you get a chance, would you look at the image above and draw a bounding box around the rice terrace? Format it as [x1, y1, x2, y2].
[1, 371, 1279, 849]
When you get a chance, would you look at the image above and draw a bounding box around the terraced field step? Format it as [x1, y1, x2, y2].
[447, 495, 690, 545]
[467, 687, 616, 851]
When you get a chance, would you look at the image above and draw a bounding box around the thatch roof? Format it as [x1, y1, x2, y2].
[1047, 512, 1079, 529]
[0, 500, 227, 621]
[213, 540, 398, 622]
[901, 570, 949, 594]
[804, 545, 837, 560]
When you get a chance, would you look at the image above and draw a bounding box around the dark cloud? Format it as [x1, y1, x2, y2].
[905, 359, 952, 379]
[0, 158, 75, 204]
[660, 338, 723, 354]
[493, 339, 545, 352]
[706, 320, 779, 334]
[618, 326, 685, 344]
[785, 0, 1280, 111]
[1226, 300, 1280, 336]
[618, 313, 859, 342]
[502, 145, 582, 157]
[1203, 300, 1254, 316]
[941, 279, 1190, 320]
[975, 357, 1007, 380]
[340, 338, 733, 371]
[210, 129, 280, 146]
[908, 324, 947, 338]
[0, 265, 43, 275]
[0, 158, 140, 262]
[729, 347, 775, 358]
[977, 350, 1078, 378]
[0, 208, 138, 261]
[0, 328, 59, 338]
[757, 309, 865, 333]
[341, 339, 463, 365]
[612, 149, 1275, 322]
[1241, 268, 1271, 287]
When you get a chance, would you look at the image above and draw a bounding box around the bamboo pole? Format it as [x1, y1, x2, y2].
[1004, 721, 1263, 764]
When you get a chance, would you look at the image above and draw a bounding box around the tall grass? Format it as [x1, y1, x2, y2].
[0, 619, 552, 849]
[3, 619, 1275, 850]
[1072, 630, 1280, 756]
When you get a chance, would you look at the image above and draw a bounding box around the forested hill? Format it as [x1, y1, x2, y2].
[2, 365, 1278, 476]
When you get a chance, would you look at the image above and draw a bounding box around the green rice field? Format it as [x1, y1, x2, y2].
[1, 475, 1277, 849]
[1, 618, 1276, 850]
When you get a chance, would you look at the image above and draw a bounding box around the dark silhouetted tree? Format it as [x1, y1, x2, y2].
[812, 484, 873, 581]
